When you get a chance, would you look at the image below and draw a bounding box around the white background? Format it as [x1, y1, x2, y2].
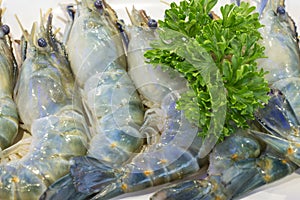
[2, 0, 300, 200]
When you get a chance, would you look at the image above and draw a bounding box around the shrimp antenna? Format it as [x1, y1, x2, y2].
[56, 16, 68, 24]
[0, 0, 5, 24]
[40, 8, 52, 23]
[42, 8, 53, 28]
[45, 8, 53, 20]
[103, 0, 118, 23]
[53, 28, 61, 36]
[209, 11, 221, 20]
[102, 0, 108, 9]
[139, 9, 149, 24]
[30, 22, 37, 47]
[14, 15, 30, 41]
[1, 7, 6, 18]
[39, 9, 45, 32]
[125, 7, 134, 25]
[126, 6, 148, 27]
[0, 0, 6, 21]
[160, 0, 170, 6]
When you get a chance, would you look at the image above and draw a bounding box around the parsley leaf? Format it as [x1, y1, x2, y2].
[144, 0, 270, 141]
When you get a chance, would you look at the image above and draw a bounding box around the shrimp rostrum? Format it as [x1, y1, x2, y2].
[0, 11, 88, 199]
[0, 6, 19, 150]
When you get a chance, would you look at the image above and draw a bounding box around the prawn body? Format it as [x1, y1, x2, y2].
[40, 4, 204, 200]
[65, 0, 145, 166]
[151, 89, 299, 200]
[0, 12, 88, 199]
[66, 0, 127, 88]
[0, 7, 19, 150]
[15, 35, 78, 131]
[151, 0, 300, 199]
[126, 10, 187, 108]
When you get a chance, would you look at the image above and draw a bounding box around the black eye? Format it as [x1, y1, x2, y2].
[208, 12, 213, 19]
[94, 0, 103, 10]
[277, 6, 285, 15]
[277, 89, 284, 96]
[148, 19, 157, 29]
[67, 5, 75, 20]
[37, 38, 47, 47]
[267, 88, 274, 96]
[116, 21, 123, 32]
[1, 25, 10, 35]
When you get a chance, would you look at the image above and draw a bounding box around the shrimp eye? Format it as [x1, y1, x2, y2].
[277, 6, 285, 15]
[67, 5, 75, 20]
[116, 21, 124, 32]
[1, 25, 10, 35]
[148, 19, 157, 29]
[37, 38, 47, 47]
[94, 0, 103, 10]
[267, 88, 274, 96]
[277, 89, 284, 96]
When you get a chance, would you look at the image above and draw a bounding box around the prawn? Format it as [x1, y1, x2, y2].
[151, 0, 300, 198]
[63, 0, 145, 166]
[151, 89, 299, 199]
[0, 11, 88, 199]
[40, 5, 225, 199]
[234, 0, 300, 166]
[0, 4, 19, 150]
[40, 1, 147, 199]
[230, 0, 300, 117]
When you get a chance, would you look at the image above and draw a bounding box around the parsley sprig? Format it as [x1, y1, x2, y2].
[144, 0, 270, 140]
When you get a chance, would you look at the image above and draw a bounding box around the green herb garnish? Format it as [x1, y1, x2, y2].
[144, 0, 270, 141]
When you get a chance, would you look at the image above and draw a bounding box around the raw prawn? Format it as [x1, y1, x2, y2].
[0, 5, 19, 150]
[41, 4, 227, 199]
[235, 0, 300, 166]
[64, 0, 145, 166]
[40, 1, 147, 199]
[0, 11, 88, 199]
[231, 0, 300, 117]
[150, 0, 300, 198]
[151, 89, 299, 200]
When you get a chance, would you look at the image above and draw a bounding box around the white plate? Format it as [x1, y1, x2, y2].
[2, 0, 300, 200]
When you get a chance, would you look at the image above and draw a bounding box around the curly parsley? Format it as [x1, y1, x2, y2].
[144, 0, 270, 141]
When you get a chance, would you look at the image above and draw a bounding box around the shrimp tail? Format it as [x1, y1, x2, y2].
[39, 174, 81, 200]
[41, 156, 121, 200]
[252, 88, 300, 166]
[70, 156, 118, 194]
[70, 156, 125, 199]
[150, 179, 211, 200]
[151, 155, 296, 200]
[251, 130, 300, 166]
[254, 88, 299, 139]
[90, 182, 125, 200]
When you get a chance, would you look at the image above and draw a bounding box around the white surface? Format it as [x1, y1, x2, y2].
[2, 0, 300, 199]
